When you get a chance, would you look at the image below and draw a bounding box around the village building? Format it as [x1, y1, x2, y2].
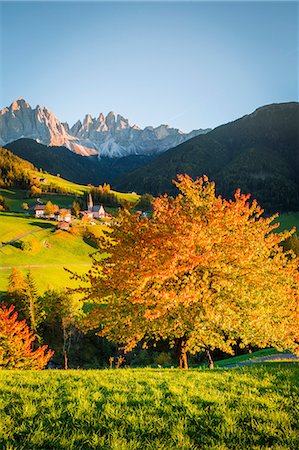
[56, 221, 70, 231]
[83, 194, 111, 220]
[34, 204, 72, 222]
[55, 209, 72, 222]
[34, 204, 46, 218]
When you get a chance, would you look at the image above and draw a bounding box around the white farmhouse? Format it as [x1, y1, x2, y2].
[56, 209, 72, 222]
[34, 204, 46, 218]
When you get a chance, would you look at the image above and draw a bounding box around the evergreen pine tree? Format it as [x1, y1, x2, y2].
[22, 271, 45, 341]
[4, 268, 27, 318]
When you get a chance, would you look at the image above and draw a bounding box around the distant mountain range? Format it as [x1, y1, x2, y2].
[1, 101, 299, 212]
[0, 99, 210, 158]
[117, 102, 299, 212]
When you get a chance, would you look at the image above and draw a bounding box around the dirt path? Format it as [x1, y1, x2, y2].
[222, 353, 299, 368]
[0, 229, 47, 249]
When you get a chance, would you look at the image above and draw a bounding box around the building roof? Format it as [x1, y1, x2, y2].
[91, 206, 101, 212]
[34, 205, 46, 211]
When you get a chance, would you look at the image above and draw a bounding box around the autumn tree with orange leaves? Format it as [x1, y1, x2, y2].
[80, 175, 299, 369]
[0, 304, 53, 369]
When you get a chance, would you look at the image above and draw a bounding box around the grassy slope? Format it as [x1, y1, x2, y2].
[1, 365, 298, 449]
[273, 211, 299, 234]
[0, 188, 77, 211]
[0, 184, 138, 214]
[43, 173, 139, 201]
[215, 348, 280, 367]
[0, 171, 137, 292]
[0, 212, 107, 294]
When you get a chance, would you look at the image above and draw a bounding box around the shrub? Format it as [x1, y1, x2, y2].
[0, 305, 54, 369]
[20, 240, 33, 251]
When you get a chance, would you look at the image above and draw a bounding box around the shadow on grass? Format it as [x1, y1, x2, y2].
[10, 241, 23, 249]
[28, 221, 55, 229]
[83, 236, 98, 248]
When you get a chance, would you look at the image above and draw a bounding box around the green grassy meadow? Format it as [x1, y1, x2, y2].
[0, 212, 107, 294]
[0, 176, 137, 294]
[0, 185, 139, 213]
[38, 172, 139, 202]
[0, 364, 298, 450]
[0, 187, 78, 212]
[274, 212, 299, 235]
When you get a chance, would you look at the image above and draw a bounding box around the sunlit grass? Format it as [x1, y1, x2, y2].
[0, 212, 108, 294]
[0, 365, 298, 449]
[0, 178, 139, 214]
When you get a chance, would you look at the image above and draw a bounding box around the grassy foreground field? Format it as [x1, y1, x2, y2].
[1, 365, 298, 450]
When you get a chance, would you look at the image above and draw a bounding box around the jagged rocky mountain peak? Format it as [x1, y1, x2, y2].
[106, 111, 116, 128]
[83, 114, 93, 127]
[10, 98, 31, 111]
[71, 120, 82, 133]
[116, 114, 130, 130]
[97, 113, 105, 123]
[62, 122, 70, 133]
[0, 98, 211, 158]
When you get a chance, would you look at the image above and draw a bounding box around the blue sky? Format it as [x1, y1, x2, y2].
[0, 1, 298, 131]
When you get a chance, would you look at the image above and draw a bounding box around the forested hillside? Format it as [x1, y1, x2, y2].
[0, 147, 34, 188]
[117, 102, 299, 212]
[5, 139, 155, 185]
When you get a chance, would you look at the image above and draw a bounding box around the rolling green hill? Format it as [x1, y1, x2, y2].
[0, 148, 138, 295]
[0, 212, 108, 294]
[117, 102, 299, 212]
[0, 146, 139, 212]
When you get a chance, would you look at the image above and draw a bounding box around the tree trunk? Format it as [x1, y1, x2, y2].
[62, 323, 68, 369]
[29, 295, 36, 334]
[109, 356, 114, 369]
[178, 337, 188, 369]
[206, 349, 214, 369]
[64, 351, 68, 370]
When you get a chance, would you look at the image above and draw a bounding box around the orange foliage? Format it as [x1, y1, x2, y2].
[0, 304, 54, 369]
[81, 175, 299, 362]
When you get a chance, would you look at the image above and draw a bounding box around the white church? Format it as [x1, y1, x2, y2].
[85, 194, 109, 219]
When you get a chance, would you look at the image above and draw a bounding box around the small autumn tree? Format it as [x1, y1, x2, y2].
[0, 304, 53, 369]
[44, 201, 55, 217]
[72, 201, 81, 218]
[29, 185, 42, 197]
[79, 175, 299, 368]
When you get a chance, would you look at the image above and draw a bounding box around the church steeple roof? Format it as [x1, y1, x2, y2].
[88, 193, 93, 211]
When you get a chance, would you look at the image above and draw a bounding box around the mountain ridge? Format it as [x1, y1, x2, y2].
[0, 98, 210, 158]
[4, 138, 156, 186]
[116, 102, 299, 212]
